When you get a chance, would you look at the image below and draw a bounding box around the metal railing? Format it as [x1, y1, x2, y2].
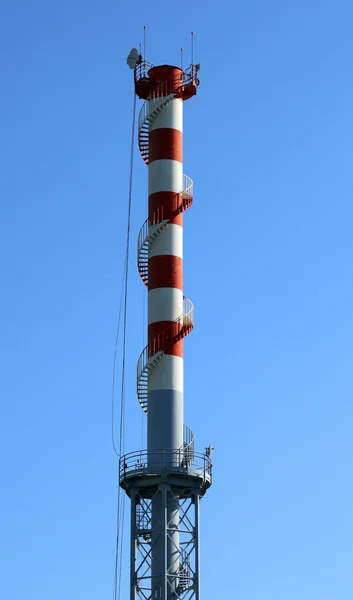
[137, 174, 193, 259]
[183, 424, 195, 466]
[137, 297, 194, 375]
[137, 64, 199, 168]
[150, 64, 199, 100]
[135, 60, 198, 97]
[136, 295, 194, 410]
[119, 448, 212, 485]
[134, 59, 154, 84]
[137, 93, 176, 166]
[183, 424, 195, 452]
[137, 209, 166, 262]
[137, 64, 199, 134]
[181, 174, 193, 202]
[138, 94, 170, 134]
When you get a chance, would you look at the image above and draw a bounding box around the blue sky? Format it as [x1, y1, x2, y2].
[1, 0, 353, 598]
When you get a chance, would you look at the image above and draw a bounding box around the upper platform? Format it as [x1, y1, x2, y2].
[134, 60, 200, 101]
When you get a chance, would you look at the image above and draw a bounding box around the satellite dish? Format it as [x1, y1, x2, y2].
[127, 48, 139, 70]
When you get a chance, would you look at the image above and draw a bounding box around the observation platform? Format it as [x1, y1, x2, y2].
[134, 60, 200, 101]
[119, 448, 212, 499]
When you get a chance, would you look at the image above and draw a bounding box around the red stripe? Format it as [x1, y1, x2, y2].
[149, 192, 183, 226]
[149, 66, 183, 94]
[148, 255, 182, 291]
[149, 128, 182, 163]
[148, 321, 183, 358]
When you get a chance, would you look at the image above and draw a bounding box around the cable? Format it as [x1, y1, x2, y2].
[111, 267, 126, 457]
[117, 495, 126, 600]
[112, 87, 137, 600]
[111, 85, 137, 455]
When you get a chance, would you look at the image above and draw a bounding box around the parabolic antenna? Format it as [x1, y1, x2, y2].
[127, 48, 139, 69]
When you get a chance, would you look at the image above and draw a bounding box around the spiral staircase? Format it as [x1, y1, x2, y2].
[136, 67, 196, 462]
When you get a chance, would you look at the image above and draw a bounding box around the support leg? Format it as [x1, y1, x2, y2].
[130, 488, 137, 600]
[194, 492, 200, 600]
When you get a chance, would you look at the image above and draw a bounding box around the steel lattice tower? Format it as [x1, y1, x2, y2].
[120, 52, 212, 600]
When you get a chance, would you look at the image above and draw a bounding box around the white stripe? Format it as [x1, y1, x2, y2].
[149, 160, 183, 195]
[149, 354, 184, 393]
[148, 98, 183, 133]
[149, 223, 183, 259]
[148, 288, 184, 324]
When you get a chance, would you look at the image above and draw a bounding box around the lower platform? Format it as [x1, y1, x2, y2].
[119, 448, 212, 498]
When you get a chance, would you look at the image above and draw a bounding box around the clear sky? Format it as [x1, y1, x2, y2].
[1, 0, 353, 598]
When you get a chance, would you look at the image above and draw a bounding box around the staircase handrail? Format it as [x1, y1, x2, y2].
[137, 296, 194, 379]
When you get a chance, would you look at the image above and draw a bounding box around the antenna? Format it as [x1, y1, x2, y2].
[191, 31, 194, 64]
[144, 25, 146, 61]
[126, 47, 139, 69]
[180, 47, 183, 71]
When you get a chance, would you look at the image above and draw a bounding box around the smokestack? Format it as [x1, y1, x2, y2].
[121, 48, 211, 600]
